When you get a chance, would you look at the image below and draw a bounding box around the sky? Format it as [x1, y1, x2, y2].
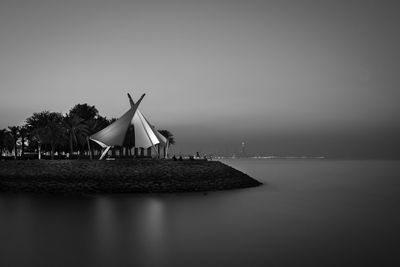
[0, 0, 399, 158]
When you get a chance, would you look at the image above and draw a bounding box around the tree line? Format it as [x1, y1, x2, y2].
[0, 104, 174, 160]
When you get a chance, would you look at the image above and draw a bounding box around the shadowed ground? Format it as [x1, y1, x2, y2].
[0, 160, 261, 194]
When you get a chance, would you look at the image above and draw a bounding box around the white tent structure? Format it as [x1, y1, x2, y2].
[127, 94, 160, 151]
[129, 95, 170, 158]
[135, 110, 169, 157]
[90, 93, 168, 160]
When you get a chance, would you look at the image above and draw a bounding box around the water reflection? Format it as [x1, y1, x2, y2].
[1, 160, 400, 266]
[92, 197, 166, 266]
[94, 197, 118, 264]
[137, 198, 165, 266]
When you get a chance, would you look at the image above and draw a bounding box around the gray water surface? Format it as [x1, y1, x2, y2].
[1, 159, 400, 266]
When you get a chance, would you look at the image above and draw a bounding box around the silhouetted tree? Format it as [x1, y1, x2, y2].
[26, 111, 64, 160]
[8, 126, 20, 159]
[19, 126, 28, 157]
[63, 114, 89, 157]
[3, 133, 14, 156]
[87, 115, 110, 158]
[158, 130, 175, 145]
[27, 111, 50, 159]
[0, 129, 8, 157]
[158, 130, 175, 158]
[69, 103, 100, 157]
[44, 112, 64, 159]
[69, 104, 98, 121]
[30, 127, 46, 159]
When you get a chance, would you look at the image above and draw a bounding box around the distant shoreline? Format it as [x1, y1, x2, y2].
[0, 160, 262, 194]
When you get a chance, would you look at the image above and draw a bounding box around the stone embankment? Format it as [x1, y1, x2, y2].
[0, 160, 262, 194]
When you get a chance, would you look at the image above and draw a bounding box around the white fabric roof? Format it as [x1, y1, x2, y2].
[90, 94, 144, 147]
[139, 110, 168, 146]
[132, 109, 160, 148]
[128, 92, 165, 148]
[90, 93, 165, 149]
[154, 129, 168, 145]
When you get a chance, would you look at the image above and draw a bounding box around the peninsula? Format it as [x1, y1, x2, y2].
[0, 160, 262, 194]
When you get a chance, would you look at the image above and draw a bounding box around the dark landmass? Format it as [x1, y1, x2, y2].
[0, 160, 262, 194]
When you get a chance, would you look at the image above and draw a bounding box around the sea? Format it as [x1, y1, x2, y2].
[1, 159, 400, 266]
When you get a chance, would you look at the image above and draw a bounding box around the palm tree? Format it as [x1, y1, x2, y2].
[26, 111, 63, 160]
[0, 129, 7, 157]
[158, 130, 175, 145]
[44, 113, 64, 160]
[27, 112, 49, 159]
[85, 115, 111, 158]
[69, 103, 101, 158]
[158, 130, 175, 158]
[29, 127, 44, 159]
[8, 126, 20, 159]
[85, 115, 112, 159]
[3, 132, 14, 157]
[63, 114, 89, 158]
[19, 126, 28, 157]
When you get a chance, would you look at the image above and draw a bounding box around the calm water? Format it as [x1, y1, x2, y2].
[1, 159, 400, 266]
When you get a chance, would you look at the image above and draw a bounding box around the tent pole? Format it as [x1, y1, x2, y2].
[87, 137, 92, 160]
[99, 146, 111, 160]
[165, 141, 169, 159]
[152, 145, 159, 159]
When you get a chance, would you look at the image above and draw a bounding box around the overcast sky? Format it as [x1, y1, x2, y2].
[1, 0, 399, 157]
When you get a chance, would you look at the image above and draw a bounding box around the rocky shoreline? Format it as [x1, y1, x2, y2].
[0, 160, 262, 194]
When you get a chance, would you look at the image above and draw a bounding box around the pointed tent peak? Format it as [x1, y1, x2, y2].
[127, 93, 135, 108]
[90, 93, 145, 147]
[127, 93, 145, 108]
[132, 93, 145, 109]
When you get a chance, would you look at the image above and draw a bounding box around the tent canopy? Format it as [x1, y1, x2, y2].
[90, 94, 145, 147]
[128, 93, 166, 148]
[90, 93, 167, 150]
[132, 109, 160, 148]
